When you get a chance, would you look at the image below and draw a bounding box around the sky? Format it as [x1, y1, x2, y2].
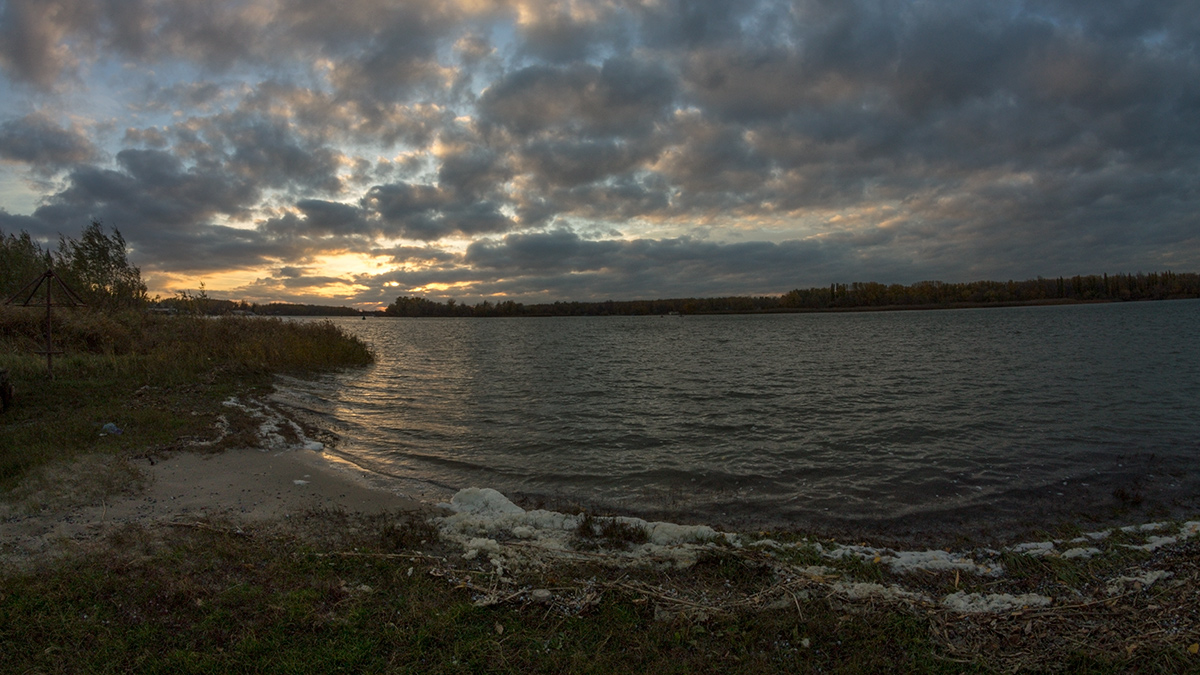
[0, 0, 1197, 308]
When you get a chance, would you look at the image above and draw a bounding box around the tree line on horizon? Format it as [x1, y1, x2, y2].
[5, 225, 1198, 317]
[385, 272, 1200, 317]
[154, 291, 366, 317]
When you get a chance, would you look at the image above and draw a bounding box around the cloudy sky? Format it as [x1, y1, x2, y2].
[0, 0, 1197, 307]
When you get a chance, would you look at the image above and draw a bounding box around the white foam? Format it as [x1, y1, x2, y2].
[1106, 570, 1173, 595]
[1126, 535, 1177, 552]
[445, 487, 526, 517]
[463, 537, 502, 560]
[1121, 522, 1168, 533]
[941, 592, 1051, 613]
[219, 396, 326, 452]
[1010, 541, 1056, 556]
[814, 543, 1002, 576]
[884, 550, 1001, 576]
[834, 582, 928, 603]
[434, 487, 732, 567]
[428, 488, 1197, 612]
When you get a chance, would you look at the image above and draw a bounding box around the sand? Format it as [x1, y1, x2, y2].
[0, 446, 424, 564]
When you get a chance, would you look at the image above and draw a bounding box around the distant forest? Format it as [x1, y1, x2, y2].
[4, 227, 1196, 317]
[384, 272, 1200, 317]
[153, 294, 366, 317]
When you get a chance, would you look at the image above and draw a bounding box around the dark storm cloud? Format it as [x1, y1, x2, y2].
[471, 55, 678, 222]
[136, 223, 278, 272]
[549, 172, 672, 220]
[219, 115, 343, 194]
[362, 181, 515, 241]
[0, 113, 97, 167]
[635, 0, 756, 48]
[117, 107, 354, 202]
[435, 124, 513, 199]
[465, 228, 616, 273]
[378, 244, 457, 266]
[291, 199, 371, 235]
[464, 229, 831, 288]
[322, 3, 458, 103]
[0, 0, 79, 89]
[350, 222, 914, 304]
[0, 209, 45, 233]
[428, 227, 886, 301]
[31, 149, 259, 232]
[477, 57, 676, 136]
[657, 113, 767, 197]
[1029, 0, 1200, 42]
[0, 0, 468, 100]
[13, 146, 294, 273]
[513, 1, 631, 63]
[518, 138, 657, 188]
[237, 82, 453, 150]
[257, 200, 375, 245]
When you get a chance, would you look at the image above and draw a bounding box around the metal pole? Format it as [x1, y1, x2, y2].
[6, 268, 84, 379]
[45, 271, 54, 379]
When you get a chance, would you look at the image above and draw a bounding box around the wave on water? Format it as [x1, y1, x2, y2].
[280, 300, 1200, 541]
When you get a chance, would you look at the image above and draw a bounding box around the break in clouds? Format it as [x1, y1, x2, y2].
[1, 0, 1198, 306]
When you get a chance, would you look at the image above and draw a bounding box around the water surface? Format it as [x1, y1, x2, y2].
[280, 300, 1200, 540]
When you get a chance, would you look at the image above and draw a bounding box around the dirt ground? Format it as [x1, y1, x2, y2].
[0, 445, 425, 565]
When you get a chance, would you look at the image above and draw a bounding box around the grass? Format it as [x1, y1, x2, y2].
[0, 308, 371, 490]
[0, 515, 974, 674]
[4, 511, 1196, 673]
[574, 513, 650, 550]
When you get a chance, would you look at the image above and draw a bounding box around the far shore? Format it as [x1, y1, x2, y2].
[271, 295, 1197, 319]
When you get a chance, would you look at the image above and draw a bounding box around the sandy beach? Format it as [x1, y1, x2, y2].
[0, 446, 425, 564]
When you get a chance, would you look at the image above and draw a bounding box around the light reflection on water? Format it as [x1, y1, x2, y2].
[279, 300, 1200, 535]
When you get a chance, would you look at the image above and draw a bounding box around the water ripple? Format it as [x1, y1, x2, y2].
[283, 300, 1200, 533]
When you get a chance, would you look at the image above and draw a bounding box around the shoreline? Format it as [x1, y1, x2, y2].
[287, 427, 1200, 551]
[4, 389, 1198, 562]
[5, 446, 1198, 671]
[0, 445, 425, 565]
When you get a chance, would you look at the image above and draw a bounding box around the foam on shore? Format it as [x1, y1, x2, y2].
[430, 486, 1199, 615]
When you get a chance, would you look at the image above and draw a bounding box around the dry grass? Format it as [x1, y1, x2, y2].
[0, 310, 372, 489]
[6, 507, 1197, 673]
